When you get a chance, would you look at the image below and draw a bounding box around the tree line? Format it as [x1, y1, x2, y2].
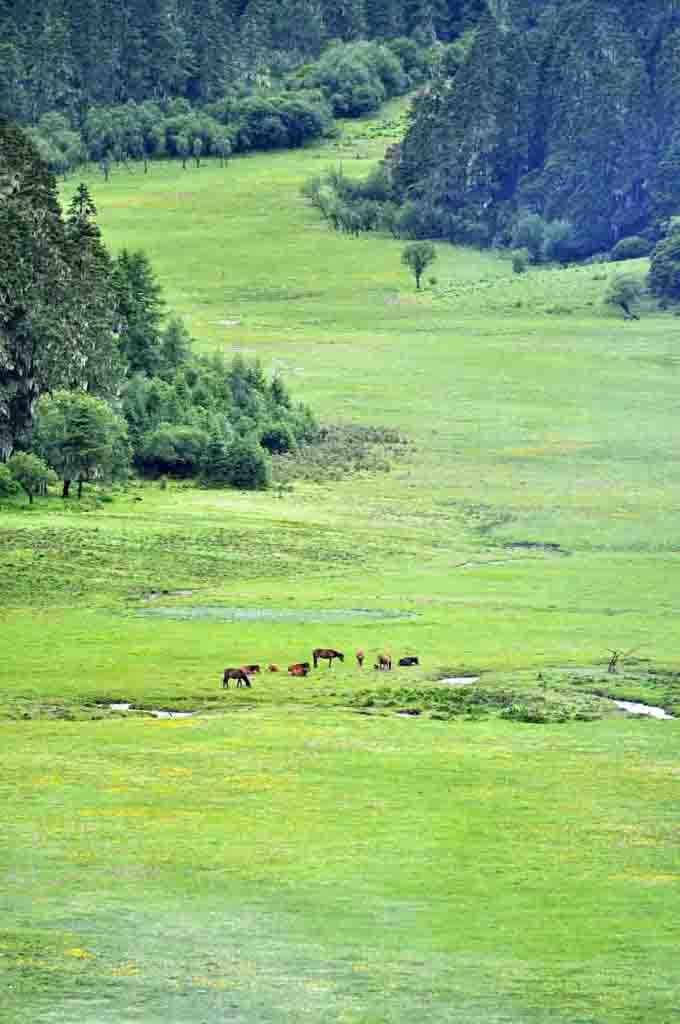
[0, 1, 483, 124]
[377, 1, 680, 258]
[0, 120, 318, 498]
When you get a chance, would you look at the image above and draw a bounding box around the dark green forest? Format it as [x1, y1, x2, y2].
[0, 1, 482, 120]
[388, 0, 680, 255]
[0, 119, 320, 494]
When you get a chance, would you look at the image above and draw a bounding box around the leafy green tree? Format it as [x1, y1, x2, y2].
[604, 273, 644, 319]
[34, 390, 130, 498]
[648, 229, 680, 302]
[512, 213, 546, 263]
[401, 240, 436, 289]
[8, 452, 56, 504]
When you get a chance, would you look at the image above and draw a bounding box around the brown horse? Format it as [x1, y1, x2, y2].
[356, 649, 365, 668]
[375, 653, 392, 671]
[243, 664, 261, 674]
[222, 667, 251, 688]
[288, 662, 310, 677]
[267, 664, 279, 673]
[313, 648, 344, 669]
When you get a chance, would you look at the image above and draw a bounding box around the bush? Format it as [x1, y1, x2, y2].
[137, 424, 209, 476]
[648, 229, 680, 301]
[511, 212, 547, 263]
[0, 464, 19, 497]
[221, 438, 270, 490]
[512, 248, 529, 274]
[610, 235, 652, 261]
[260, 425, 296, 455]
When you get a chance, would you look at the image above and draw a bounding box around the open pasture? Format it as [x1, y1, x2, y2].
[2, 101, 679, 1022]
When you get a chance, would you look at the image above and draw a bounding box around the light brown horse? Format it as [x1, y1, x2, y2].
[222, 667, 251, 688]
[313, 648, 344, 669]
[375, 653, 392, 671]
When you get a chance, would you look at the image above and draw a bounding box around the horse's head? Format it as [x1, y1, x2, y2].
[338, 652, 345, 662]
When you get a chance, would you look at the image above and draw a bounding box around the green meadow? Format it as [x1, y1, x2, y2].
[1, 100, 679, 1022]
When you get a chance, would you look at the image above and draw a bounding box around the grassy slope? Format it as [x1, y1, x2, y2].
[1, 99, 679, 1022]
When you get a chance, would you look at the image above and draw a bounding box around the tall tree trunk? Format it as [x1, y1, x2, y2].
[62, 479, 71, 498]
[77, 478, 83, 499]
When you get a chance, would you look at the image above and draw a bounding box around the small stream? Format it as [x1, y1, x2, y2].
[106, 703, 195, 719]
[613, 699, 674, 720]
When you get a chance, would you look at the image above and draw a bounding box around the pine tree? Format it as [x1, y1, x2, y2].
[112, 250, 164, 376]
[322, 0, 366, 41]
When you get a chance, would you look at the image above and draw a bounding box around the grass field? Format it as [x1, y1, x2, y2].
[1, 99, 679, 1022]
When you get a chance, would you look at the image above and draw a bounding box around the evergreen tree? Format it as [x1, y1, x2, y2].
[112, 250, 164, 376]
[322, 0, 366, 41]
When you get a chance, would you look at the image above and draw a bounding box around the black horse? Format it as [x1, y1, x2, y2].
[312, 648, 344, 669]
[222, 667, 251, 688]
[398, 656, 419, 667]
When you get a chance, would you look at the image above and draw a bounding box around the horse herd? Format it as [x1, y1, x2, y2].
[222, 647, 420, 688]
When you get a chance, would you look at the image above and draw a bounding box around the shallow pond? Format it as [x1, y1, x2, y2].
[135, 605, 417, 624]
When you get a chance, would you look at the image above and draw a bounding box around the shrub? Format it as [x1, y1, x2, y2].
[0, 464, 19, 497]
[260, 425, 296, 455]
[610, 235, 652, 261]
[138, 424, 209, 476]
[512, 248, 529, 274]
[511, 213, 547, 262]
[221, 438, 270, 490]
[648, 229, 680, 301]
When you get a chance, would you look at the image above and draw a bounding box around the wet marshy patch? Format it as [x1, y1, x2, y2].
[502, 540, 569, 555]
[134, 605, 417, 624]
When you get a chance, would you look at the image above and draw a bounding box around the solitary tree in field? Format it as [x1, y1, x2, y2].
[604, 272, 643, 319]
[401, 241, 436, 290]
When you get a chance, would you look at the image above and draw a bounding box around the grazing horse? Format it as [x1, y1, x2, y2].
[288, 662, 310, 677]
[375, 653, 392, 671]
[223, 667, 251, 688]
[398, 656, 419, 667]
[267, 664, 279, 673]
[313, 648, 344, 669]
[356, 649, 365, 668]
[243, 664, 261, 674]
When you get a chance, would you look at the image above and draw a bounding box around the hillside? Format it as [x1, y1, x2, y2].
[392, 0, 680, 254]
[2, 97, 680, 1024]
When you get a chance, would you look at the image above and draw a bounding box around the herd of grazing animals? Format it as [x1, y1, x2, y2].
[222, 649, 419, 688]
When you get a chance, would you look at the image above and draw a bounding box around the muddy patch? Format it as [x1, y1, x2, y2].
[613, 700, 674, 720]
[136, 605, 417, 624]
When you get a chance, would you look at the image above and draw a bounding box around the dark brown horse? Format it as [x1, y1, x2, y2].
[375, 653, 392, 671]
[313, 648, 344, 669]
[222, 667, 251, 688]
[288, 662, 311, 677]
[398, 656, 419, 667]
[243, 664, 261, 674]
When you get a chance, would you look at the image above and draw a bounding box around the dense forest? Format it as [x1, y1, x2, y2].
[0, 119, 320, 494]
[0, 1, 483, 120]
[388, 0, 680, 255]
